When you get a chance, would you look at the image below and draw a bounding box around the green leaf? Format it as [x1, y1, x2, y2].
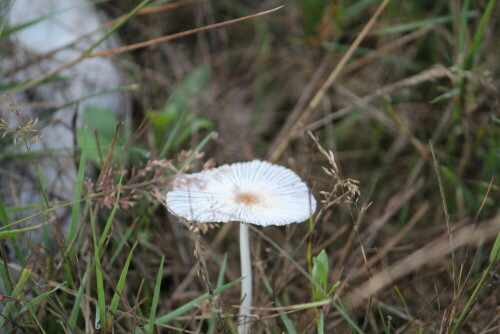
[312, 250, 329, 300]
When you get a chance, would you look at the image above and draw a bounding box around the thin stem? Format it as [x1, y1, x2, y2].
[239, 223, 252, 334]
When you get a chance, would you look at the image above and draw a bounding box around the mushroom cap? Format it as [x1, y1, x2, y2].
[166, 160, 316, 226]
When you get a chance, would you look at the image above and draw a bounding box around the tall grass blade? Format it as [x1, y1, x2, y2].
[261, 275, 297, 334]
[178, 131, 218, 173]
[44, 84, 137, 119]
[106, 222, 135, 269]
[0, 264, 32, 327]
[375, 14, 464, 35]
[0, 3, 79, 38]
[450, 262, 493, 334]
[17, 283, 65, 314]
[0, 0, 14, 36]
[110, 240, 139, 314]
[83, 0, 152, 55]
[489, 232, 500, 263]
[67, 127, 88, 249]
[458, 0, 472, 57]
[69, 269, 90, 329]
[90, 203, 107, 330]
[207, 254, 228, 334]
[462, 0, 497, 70]
[0, 220, 51, 238]
[98, 174, 124, 251]
[0, 199, 25, 264]
[138, 277, 244, 333]
[146, 255, 165, 334]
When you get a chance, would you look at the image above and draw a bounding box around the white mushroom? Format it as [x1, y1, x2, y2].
[166, 160, 316, 333]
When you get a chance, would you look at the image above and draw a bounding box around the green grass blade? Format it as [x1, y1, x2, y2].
[248, 225, 319, 292]
[138, 277, 244, 333]
[69, 269, 90, 328]
[451, 262, 493, 334]
[83, 0, 152, 55]
[0, 258, 13, 296]
[0, 199, 24, 265]
[106, 223, 135, 270]
[146, 255, 165, 334]
[0, 3, 80, 38]
[0, 265, 32, 327]
[261, 275, 297, 334]
[0, 0, 14, 36]
[207, 254, 228, 334]
[333, 300, 364, 334]
[0, 220, 51, 238]
[17, 283, 65, 314]
[375, 14, 462, 35]
[324, 42, 423, 72]
[67, 127, 88, 249]
[110, 240, 139, 314]
[0, 200, 77, 231]
[489, 232, 500, 263]
[343, 0, 379, 20]
[158, 109, 189, 158]
[178, 131, 218, 173]
[98, 174, 124, 251]
[90, 204, 107, 331]
[458, 0, 472, 57]
[43, 85, 137, 121]
[440, 166, 475, 207]
[462, 0, 497, 70]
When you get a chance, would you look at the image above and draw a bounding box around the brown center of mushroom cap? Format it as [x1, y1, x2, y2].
[234, 192, 260, 206]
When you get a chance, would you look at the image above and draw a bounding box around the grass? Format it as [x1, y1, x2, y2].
[0, 0, 499, 333]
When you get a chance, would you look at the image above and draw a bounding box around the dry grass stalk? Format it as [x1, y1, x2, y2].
[268, 0, 392, 162]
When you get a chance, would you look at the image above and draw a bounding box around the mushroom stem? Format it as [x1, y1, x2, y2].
[238, 223, 252, 334]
